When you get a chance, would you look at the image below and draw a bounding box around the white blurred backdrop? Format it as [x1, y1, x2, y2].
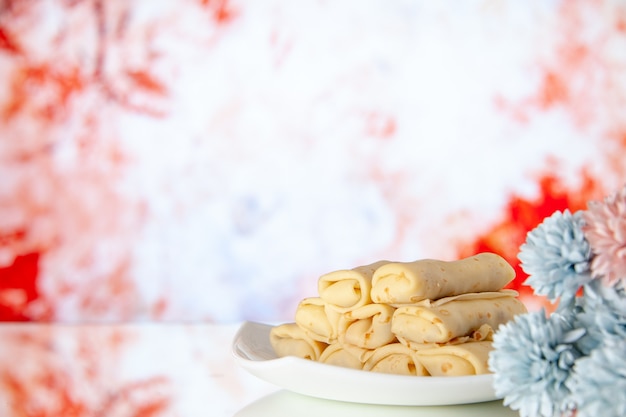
[1, 0, 625, 322]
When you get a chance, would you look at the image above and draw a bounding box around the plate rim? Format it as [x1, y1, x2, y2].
[232, 321, 501, 406]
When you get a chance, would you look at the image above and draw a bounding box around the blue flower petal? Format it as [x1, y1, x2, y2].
[489, 310, 583, 417]
[567, 338, 626, 417]
[519, 210, 592, 305]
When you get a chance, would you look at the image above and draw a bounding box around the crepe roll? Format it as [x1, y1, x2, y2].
[370, 253, 515, 304]
[415, 341, 493, 376]
[269, 323, 328, 361]
[318, 260, 389, 312]
[318, 343, 366, 370]
[363, 343, 429, 376]
[295, 297, 342, 344]
[397, 323, 494, 351]
[391, 291, 527, 344]
[338, 303, 397, 349]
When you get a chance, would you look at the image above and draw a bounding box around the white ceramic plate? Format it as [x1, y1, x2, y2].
[232, 321, 501, 406]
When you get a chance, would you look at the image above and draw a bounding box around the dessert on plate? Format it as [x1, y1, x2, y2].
[270, 252, 527, 376]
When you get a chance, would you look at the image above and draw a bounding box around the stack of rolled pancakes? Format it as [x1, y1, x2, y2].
[269, 252, 527, 377]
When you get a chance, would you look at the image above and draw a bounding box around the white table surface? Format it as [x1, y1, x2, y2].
[0, 322, 520, 416]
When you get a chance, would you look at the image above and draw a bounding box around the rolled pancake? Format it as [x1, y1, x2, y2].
[338, 303, 397, 349]
[269, 323, 328, 361]
[295, 297, 342, 344]
[318, 343, 367, 370]
[415, 341, 493, 376]
[370, 252, 515, 304]
[397, 323, 494, 351]
[318, 260, 389, 312]
[363, 343, 429, 376]
[391, 290, 527, 344]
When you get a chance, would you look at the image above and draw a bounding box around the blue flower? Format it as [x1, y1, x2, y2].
[581, 278, 626, 316]
[519, 210, 592, 308]
[489, 310, 585, 417]
[575, 280, 626, 355]
[495, 189, 626, 417]
[566, 338, 626, 417]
